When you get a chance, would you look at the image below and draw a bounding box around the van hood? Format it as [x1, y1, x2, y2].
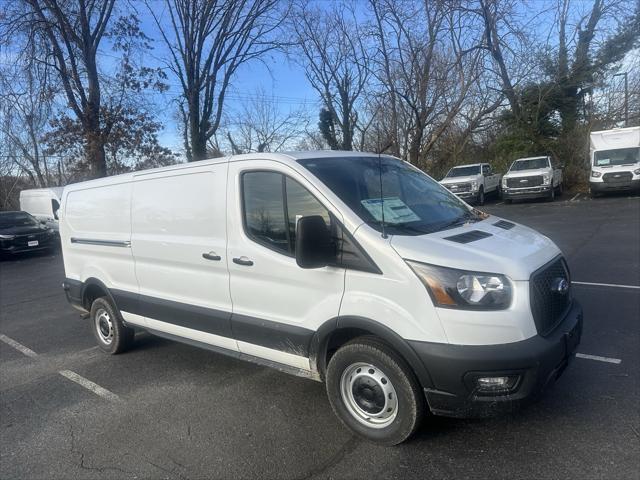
[390, 216, 560, 281]
[503, 168, 550, 179]
[440, 175, 478, 184]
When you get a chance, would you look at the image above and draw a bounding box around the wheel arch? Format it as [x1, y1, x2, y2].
[81, 277, 117, 312]
[309, 316, 434, 390]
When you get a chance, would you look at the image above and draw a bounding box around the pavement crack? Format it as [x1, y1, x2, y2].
[297, 436, 360, 480]
[69, 423, 135, 476]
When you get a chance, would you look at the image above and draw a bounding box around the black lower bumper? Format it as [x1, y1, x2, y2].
[409, 301, 583, 418]
[590, 179, 640, 193]
[502, 186, 552, 200]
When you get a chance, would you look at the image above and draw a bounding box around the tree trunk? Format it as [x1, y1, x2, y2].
[86, 132, 107, 178]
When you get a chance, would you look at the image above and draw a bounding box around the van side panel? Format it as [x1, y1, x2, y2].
[62, 182, 137, 296]
[130, 165, 235, 349]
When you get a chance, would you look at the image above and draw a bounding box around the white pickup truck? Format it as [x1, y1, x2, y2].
[501, 156, 563, 203]
[439, 163, 501, 205]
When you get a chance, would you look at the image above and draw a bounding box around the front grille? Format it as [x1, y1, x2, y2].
[506, 175, 544, 188]
[530, 257, 571, 336]
[14, 232, 49, 247]
[603, 172, 632, 183]
[445, 183, 471, 192]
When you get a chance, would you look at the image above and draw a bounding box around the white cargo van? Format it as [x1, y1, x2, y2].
[19, 187, 64, 231]
[60, 152, 582, 445]
[589, 127, 640, 197]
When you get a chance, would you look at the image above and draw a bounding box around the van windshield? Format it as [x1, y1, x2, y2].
[594, 147, 640, 166]
[297, 156, 479, 236]
[509, 157, 549, 171]
[445, 165, 480, 177]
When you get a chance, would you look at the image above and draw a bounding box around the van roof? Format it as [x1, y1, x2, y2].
[62, 151, 397, 191]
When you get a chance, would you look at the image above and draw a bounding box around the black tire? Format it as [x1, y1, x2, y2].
[325, 337, 425, 446]
[557, 182, 563, 196]
[90, 297, 134, 354]
[477, 187, 485, 206]
[547, 187, 555, 202]
[505, 198, 513, 204]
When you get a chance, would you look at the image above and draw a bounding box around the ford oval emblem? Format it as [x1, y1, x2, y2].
[551, 278, 569, 295]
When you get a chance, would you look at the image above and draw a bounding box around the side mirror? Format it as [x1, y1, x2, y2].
[295, 215, 332, 269]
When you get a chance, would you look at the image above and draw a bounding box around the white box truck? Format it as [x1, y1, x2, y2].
[589, 126, 640, 197]
[19, 187, 64, 231]
[59, 152, 582, 445]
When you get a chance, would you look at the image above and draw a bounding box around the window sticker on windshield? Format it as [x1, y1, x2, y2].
[361, 197, 420, 224]
[597, 158, 610, 165]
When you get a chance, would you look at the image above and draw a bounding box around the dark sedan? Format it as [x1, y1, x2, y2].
[0, 211, 57, 257]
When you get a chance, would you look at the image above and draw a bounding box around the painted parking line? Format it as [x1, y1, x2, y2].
[570, 193, 581, 202]
[573, 281, 640, 290]
[0, 334, 38, 358]
[575, 353, 622, 364]
[59, 370, 121, 402]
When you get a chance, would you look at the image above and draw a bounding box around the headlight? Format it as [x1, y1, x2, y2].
[502, 177, 508, 187]
[470, 181, 478, 191]
[406, 260, 512, 310]
[591, 171, 602, 178]
[542, 173, 551, 185]
[0, 234, 16, 240]
[633, 168, 640, 175]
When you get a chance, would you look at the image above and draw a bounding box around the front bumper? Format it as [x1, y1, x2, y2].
[590, 178, 640, 193]
[0, 236, 56, 255]
[502, 185, 552, 200]
[408, 300, 583, 418]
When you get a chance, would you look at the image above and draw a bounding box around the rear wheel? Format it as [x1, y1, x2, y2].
[90, 297, 134, 354]
[326, 337, 425, 445]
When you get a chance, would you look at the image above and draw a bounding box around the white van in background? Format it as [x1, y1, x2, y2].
[589, 126, 640, 197]
[19, 187, 64, 231]
[60, 152, 582, 445]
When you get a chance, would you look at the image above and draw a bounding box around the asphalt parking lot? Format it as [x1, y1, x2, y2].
[1, 193, 639, 480]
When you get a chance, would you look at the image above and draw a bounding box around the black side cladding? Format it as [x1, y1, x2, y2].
[444, 230, 493, 244]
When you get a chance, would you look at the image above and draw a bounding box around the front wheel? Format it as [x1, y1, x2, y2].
[547, 187, 555, 202]
[476, 187, 485, 206]
[325, 337, 425, 445]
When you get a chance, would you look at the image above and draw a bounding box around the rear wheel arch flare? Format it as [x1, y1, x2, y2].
[81, 278, 115, 311]
[310, 316, 435, 390]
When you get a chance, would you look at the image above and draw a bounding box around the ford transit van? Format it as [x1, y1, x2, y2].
[60, 152, 582, 445]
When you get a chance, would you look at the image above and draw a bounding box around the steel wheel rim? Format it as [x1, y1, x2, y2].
[95, 308, 114, 345]
[340, 362, 398, 429]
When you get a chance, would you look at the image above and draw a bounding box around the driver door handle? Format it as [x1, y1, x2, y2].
[202, 251, 221, 261]
[233, 256, 254, 266]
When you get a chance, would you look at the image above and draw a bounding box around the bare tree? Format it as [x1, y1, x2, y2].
[148, 0, 284, 161]
[2, 0, 118, 178]
[0, 47, 56, 187]
[224, 89, 307, 154]
[290, 1, 370, 151]
[366, 0, 488, 165]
